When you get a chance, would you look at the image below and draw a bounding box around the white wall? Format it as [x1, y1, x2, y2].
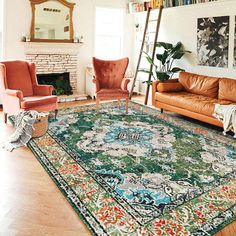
[2, 0, 134, 94]
[137, 0, 236, 79]
[77, 0, 134, 94]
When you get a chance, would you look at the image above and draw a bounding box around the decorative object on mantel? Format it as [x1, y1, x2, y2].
[29, 0, 75, 43]
[74, 32, 79, 43]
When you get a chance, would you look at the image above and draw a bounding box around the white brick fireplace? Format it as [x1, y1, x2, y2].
[24, 42, 87, 102]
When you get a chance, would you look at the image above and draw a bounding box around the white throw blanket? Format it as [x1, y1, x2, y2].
[213, 104, 236, 138]
[2, 110, 48, 151]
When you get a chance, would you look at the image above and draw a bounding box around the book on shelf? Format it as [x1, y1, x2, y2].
[128, 0, 164, 13]
[128, 0, 217, 13]
[164, 0, 217, 7]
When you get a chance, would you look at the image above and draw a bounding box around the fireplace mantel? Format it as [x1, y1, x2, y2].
[23, 42, 82, 55]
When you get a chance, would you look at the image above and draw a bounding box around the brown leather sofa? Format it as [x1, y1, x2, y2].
[152, 71, 236, 127]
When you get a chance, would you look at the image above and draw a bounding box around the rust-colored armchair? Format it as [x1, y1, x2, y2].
[92, 57, 130, 113]
[0, 60, 58, 123]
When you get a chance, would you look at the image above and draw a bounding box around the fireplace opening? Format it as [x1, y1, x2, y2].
[37, 72, 73, 95]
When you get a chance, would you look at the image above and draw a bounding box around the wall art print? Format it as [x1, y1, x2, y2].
[197, 16, 229, 68]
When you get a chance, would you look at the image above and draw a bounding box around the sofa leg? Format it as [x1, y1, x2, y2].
[160, 108, 164, 114]
[4, 113, 7, 123]
[55, 109, 58, 119]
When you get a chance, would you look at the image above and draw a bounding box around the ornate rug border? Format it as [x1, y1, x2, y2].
[25, 101, 236, 236]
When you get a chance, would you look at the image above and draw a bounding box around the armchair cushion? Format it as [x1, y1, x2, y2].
[21, 96, 58, 109]
[97, 89, 129, 99]
[33, 85, 53, 96]
[2, 61, 33, 96]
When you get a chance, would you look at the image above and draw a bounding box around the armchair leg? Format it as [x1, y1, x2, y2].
[55, 109, 58, 119]
[96, 98, 99, 114]
[118, 99, 121, 109]
[4, 113, 7, 123]
[125, 98, 129, 114]
[160, 108, 164, 114]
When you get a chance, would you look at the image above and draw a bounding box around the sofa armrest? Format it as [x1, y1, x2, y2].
[167, 78, 179, 83]
[157, 82, 184, 93]
[121, 78, 130, 91]
[92, 77, 100, 93]
[33, 85, 53, 96]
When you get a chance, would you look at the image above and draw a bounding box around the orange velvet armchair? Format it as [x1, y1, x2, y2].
[92, 57, 130, 113]
[0, 60, 58, 123]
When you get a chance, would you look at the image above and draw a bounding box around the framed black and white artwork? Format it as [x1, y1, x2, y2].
[197, 16, 229, 68]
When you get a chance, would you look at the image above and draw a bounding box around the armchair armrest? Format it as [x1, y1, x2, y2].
[33, 84, 53, 96]
[121, 78, 130, 91]
[4, 89, 23, 100]
[92, 77, 100, 93]
[1, 89, 23, 115]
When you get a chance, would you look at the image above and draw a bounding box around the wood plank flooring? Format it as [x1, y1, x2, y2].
[0, 98, 235, 236]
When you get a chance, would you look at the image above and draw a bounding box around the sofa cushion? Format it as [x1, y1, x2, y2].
[219, 78, 236, 102]
[179, 72, 219, 98]
[157, 82, 184, 92]
[156, 91, 232, 117]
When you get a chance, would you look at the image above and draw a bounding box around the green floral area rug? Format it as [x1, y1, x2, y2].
[28, 101, 236, 236]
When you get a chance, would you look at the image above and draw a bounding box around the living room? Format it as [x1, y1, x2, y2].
[0, 0, 236, 235]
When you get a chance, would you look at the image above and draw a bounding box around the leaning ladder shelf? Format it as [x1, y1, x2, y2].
[129, 5, 164, 105]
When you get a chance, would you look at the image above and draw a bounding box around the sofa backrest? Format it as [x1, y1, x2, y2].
[179, 72, 219, 98]
[219, 78, 236, 102]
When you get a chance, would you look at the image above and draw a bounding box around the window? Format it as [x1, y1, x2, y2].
[0, 0, 3, 59]
[94, 7, 124, 60]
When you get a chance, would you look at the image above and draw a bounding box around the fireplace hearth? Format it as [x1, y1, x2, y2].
[37, 72, 73, 95]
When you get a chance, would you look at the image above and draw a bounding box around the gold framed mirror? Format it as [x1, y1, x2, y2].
[29, 0, 75, 43]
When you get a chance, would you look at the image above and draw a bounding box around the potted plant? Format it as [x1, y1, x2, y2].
[141, 41, 191, 83]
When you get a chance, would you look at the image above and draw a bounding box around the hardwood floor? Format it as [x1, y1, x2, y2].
[0, 98, 235, 236]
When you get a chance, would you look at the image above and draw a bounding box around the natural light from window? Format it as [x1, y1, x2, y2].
[94, 7, 124, 60]
[0, 0, 3, 59]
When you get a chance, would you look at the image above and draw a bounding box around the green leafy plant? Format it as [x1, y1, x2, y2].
[141, 41, 191, 83]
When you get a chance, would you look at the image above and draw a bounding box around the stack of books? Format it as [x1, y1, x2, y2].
[128, 0, 217, 13]
[164, 0, 217, 7]
[128, 0, 163, 13]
